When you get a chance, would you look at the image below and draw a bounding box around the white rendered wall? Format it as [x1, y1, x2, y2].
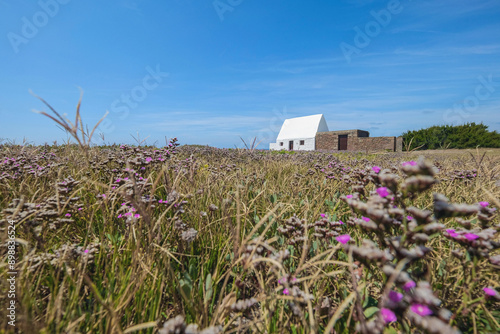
[269, 142, 281, 150]
[298, 138, 315, 151]
[269, 137, 315, 151]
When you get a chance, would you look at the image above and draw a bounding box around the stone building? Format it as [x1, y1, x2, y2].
[269, 114, 402, 152]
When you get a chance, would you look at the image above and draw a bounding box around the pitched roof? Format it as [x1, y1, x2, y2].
[276, 114, 329, 140]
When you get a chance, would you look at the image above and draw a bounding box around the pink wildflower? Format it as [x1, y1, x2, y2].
[78, 208, 82, 211]
[464, 233, 479, 241]
[445, 229, 459, 238]
[346, 194, 353, 199]
[84, 249, 89, 254]
[389, 290, 403, 303]
[479, 201, 489, 207]
[407, 216, 413, 220]
[362, 216, 370, 222]
[410, 304, 433, 316]
[336, 234, 351, 244]
[134, 214, 141, 218]
[483, 287, 497, 296]
[65, 213, 71, 217]
[118, 214, 122, 218]
[320, 213, 326, 218]
[283, 288, 289, 295]
[376, 187, 389, 198]
[381, 308, 397, 323]
[338, 220, 344, 225]
[403, 281, 416, 291]
[372, 166, 381, 173]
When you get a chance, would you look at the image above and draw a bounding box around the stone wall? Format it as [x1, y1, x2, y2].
[353, 137, 396, 152]
[316, 130, 361, 150]
[396, 136, 403, 152]
[316, 130, 399, 152]
[357, 130, 369, 138]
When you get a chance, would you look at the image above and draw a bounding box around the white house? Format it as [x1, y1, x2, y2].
[269, 114, 329, 151]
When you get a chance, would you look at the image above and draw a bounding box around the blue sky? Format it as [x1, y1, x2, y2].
[1, 0, 500, 148]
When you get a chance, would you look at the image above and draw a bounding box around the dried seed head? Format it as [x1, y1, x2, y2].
[159, 315, 186, 334]
[228, 298, 257, 312]
[401, 157, 438, 177]
[181, 228, 198, 243]
[401, 175, 437, 194]
[406, 206, 434, 224]
[405, 309, 460, 334]
[159, 315, 222, 334]
[490, 254, 500, 265]
[434, 193, 478, 219]
[346, 240, 393, 263]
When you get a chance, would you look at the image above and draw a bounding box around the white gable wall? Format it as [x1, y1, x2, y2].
[269, 114, 328, 151]
[276, 114, 328, 141]
[316, 116, 329, 134]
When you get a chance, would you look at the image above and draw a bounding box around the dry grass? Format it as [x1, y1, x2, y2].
[0, 143, 499, 334]
[405, 148, 500, 157]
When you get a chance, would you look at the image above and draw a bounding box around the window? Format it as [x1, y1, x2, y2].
[300, 140, 305, 145]
[280, 142, 283, 146]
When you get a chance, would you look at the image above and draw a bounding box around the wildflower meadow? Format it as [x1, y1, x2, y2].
[1, 103, 499, 334]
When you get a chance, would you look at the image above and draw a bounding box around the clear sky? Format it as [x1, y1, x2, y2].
[1, 0, 500, 148]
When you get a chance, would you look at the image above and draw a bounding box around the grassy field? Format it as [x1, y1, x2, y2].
[405, 148, 500, 158]
[1, 142, 499, 333]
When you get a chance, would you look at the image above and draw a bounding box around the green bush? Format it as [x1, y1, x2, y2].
[402, 122, 500, 150]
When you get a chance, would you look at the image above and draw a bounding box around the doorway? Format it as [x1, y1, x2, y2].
[289, 141, 294, 151]
[338, 135, 348, 150]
